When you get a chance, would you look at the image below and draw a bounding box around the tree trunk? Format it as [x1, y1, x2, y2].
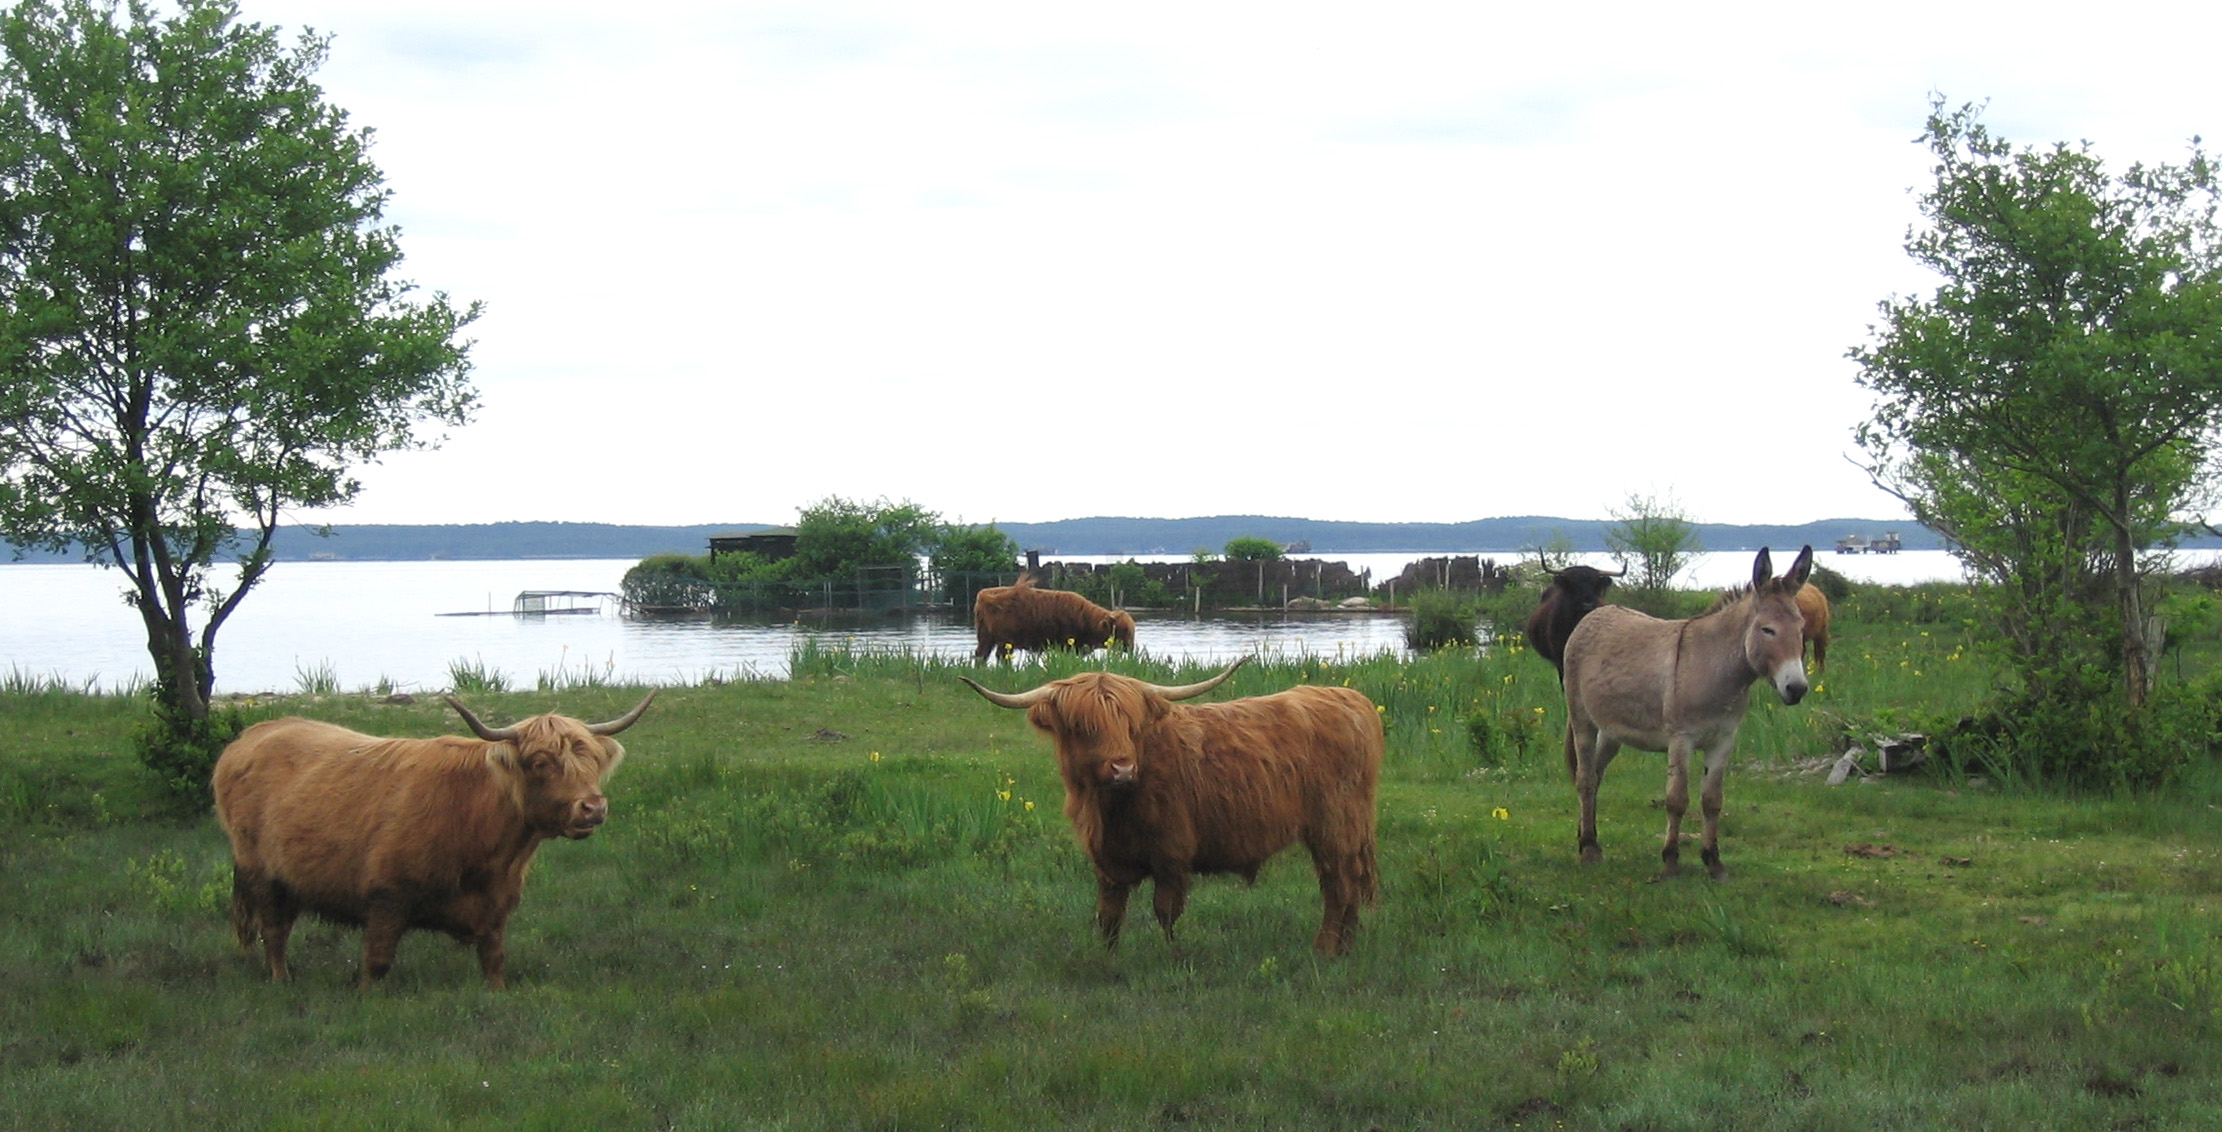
[2111, 486, 2152, 709]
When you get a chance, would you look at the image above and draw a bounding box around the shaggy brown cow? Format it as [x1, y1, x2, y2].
[212, 693, 654, 989]
[1524, 564, 1624, 674]
[1796, 582, 1832, 672]
[960, 658, 1382, 956]
[972, 574, 1136, 661]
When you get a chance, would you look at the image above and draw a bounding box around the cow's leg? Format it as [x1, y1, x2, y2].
[1150, 872, 1190, 945]
[228, 866, 264, 956]
[1310, 851, 1362, 957]
[1698, 734, 1738, 880]
[1659, 735, 1693, 879]
[360, 894, 408, 989]
[1812, 634, 1827, 673]
[1573, 724, 1618, 865]
[974, 634, 992, 663]
[259, 880, 300, 983]
[474, 921, 509, 990]
[1094, 875, 1133, 947]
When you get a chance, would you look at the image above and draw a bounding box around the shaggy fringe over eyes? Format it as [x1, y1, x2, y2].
[479, 715, 625, 781]
[1029, 677, 1157, 740]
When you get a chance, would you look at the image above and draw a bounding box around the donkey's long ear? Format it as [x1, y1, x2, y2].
[1784, 545, 1814, 588]
[1751, 547, 1774, 590]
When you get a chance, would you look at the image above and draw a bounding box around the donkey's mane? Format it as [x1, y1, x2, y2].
[1699, 578, 1798, 619]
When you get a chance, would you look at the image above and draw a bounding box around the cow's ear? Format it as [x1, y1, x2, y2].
[595, 737, 628, 770]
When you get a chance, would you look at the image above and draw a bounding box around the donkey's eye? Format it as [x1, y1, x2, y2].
[1760, 626, 1777, 636]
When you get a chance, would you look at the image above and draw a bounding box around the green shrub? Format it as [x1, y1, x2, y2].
[1405, 589, 1478, 650]
[1222, 536, 1283, 562]
[621, 554, 714, 609]
[133, 682, 245, 809]
[1930, 664, 2220, 790]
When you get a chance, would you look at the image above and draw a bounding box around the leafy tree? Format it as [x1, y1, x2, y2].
[1852, 98, 2222, 709]
[1603, 490, 1700, 589]
[0, 0, 478, 748]
[1222, 536, 1283, 562]
[927, 521, 1018, 578]
[789, 495, 938, 578]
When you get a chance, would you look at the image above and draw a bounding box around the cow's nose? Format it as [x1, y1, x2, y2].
[1105, 760, 1137, 785]
[579, 797, 608, 825]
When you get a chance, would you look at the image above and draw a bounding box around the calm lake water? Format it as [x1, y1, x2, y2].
[0, 548, 2104, 695]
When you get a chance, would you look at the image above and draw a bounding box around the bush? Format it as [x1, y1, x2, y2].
[622, 554, 714, 610]
[1930, 664, 2220, 790]
[134, 681, 246, 808]
[1405, 590, 1479, 650]
[1222, 536, 1283, 562]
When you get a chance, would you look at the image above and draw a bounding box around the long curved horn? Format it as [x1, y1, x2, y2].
[958, 675, 1055, 710]
[445, 696, 517, 742]
[586, 691, 658, 736]
[1599, 565, 1627, 577]
[1137, 656, 1250, 701]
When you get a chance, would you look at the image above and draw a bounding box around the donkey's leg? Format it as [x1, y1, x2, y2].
[1698, 735, 1738, 879]
[1659, 736, 1694, 879]
[1574, 726, 1618, 865]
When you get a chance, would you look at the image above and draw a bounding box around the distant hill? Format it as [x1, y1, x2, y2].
[5, 515, 1961, 563]
[993, 515, 1947, 556]
[3, 521, 775, 564]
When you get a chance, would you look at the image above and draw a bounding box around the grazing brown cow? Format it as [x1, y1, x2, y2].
[972, 574, 1136, 661]
[212, 693, 654, 988]
[1796, 582, 1832, 672]
[1523, 564, 1625, 675]
[960, 658, 1382, 956]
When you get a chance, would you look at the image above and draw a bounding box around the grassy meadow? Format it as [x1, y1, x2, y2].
[3, 593, 2220, 1130]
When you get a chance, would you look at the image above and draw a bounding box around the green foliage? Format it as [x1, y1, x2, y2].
[791, 495, 937, 578]
[131, 677, 244, 808]
[1807, 561, 1853, 601]
[1464, 702, 1552, 769]
[1221, 536, 1284, 562]
[1403, 589, 1479, 650]
[927, 522, 1019, 577]
[1603, 490, 1701, 589]
[0, 0, 478, 725]
[619, 553, 715, 609]
[1852, 97, 2222, 714]
[1932, 664, 2221, 790]
[446, 655, 510, 695]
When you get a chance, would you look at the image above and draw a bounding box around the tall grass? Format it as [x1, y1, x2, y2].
[291, 658, 339, 696]
[446, 654, 511, 694]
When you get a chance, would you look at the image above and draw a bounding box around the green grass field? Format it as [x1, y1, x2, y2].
[3, 605, 2219, 1130]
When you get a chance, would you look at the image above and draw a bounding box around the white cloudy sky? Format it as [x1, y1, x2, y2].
[257, 0, 2222, 530]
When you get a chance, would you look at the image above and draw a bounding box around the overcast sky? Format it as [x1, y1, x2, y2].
[252, 1, 2222, 531]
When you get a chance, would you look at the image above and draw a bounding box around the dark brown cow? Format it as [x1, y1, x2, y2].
[960, 658, 1382, 956]
[212, 693, 654, 988]
[972, 574, 1136, 661]
[1524, 564, 1624, 674]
